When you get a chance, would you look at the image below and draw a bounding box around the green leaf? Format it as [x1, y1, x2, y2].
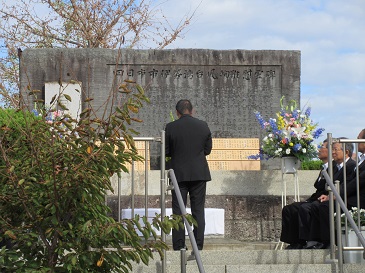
[57, 101, 69, 110]
[50, 94, 57, 105]
[140, 251, 149, 265]
[51, 216, 58, 225]
[141, 229, 150, 240]
[71, 255, 77, 265]
[136, 84, 144, 95]
[63, 94, 72, 102]
[50, 205, 56, 214]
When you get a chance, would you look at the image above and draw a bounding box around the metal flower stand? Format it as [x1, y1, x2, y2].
[276, 156, 301, 250]
[281, 156, 300, 207]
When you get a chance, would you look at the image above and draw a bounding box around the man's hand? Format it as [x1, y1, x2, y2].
[318, 194, 329, 202]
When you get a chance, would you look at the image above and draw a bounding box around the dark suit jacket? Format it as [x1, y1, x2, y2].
[340, 159, 365, 208]
[307, 158, 356, 202]
[165, 114, 212, 183]
[306, 161, 338, 202]
[333, 158, 357, 185]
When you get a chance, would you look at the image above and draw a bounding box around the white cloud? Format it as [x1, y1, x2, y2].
[2, 0, 364, 141]
[162, 0, 365, 140]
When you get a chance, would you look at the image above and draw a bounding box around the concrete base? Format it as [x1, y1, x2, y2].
[107, 170, 320, 242]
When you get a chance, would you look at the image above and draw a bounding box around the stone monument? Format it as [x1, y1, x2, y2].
[19, 49, 300, 169]
[19, 49, 302, 241]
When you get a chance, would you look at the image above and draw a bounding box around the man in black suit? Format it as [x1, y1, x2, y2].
[280, 139, 334, 249]
[304, 138, 357, 249]
[165, 99, 212, 251]
[339, 130, 365, 209]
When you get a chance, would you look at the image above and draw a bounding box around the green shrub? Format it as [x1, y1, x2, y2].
[0, 82, 182, 272]
[301, 160, 322, 170]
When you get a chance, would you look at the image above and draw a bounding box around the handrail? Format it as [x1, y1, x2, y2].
[160, 130, 167, 273]
[335, 137, 365, 258]
[322, 133, 365, 273]
[168, 169, 206, 273]
[322, 170, 365, 249]
[117, 133, 168, 272]
[117, 136, 161, 223]
[117, 132, 205, 273]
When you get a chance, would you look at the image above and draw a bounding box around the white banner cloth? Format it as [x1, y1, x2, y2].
[121, 208, 224, 235]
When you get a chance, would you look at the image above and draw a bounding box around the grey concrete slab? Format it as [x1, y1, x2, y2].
[163, 249, 330, 265]
[343, 263, 365, 273]
[127, 248, 364, 273]
[226, 264, 333, 273]
[109, 170, 320, 196]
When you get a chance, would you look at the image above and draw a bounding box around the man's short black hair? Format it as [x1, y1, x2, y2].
[176, 99, 193, 115]
[360, 129, 365, 139]
[336, 137, 354, 156]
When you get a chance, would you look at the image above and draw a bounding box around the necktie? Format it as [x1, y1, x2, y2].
[318, 165, 325, 181]
[356, 154, 365, 170]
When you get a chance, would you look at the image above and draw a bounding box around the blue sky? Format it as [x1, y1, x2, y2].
[161, 0, 365, 141]
[1, 0, 364, 141]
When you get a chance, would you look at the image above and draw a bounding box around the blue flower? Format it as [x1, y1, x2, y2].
[254, 111, 266, 129]
[247, 154, 261, 160]
[279, 109, 286, 117]
[305, 107, 311, 117]
[313, 128, 324, 139]
[45, 113, 53, 122]
[292, 110, 299, 119]
[269, 118, 278, 132]
[32, 109, 39, 116]
[293, 143, 302, 152]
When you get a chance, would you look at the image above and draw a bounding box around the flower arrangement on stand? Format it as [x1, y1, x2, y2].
[336, 207, 365, 264]
[336, 207, 365, 227]
[31, 105, 65, 125]
[32, 104, 74, 138]
[249, 96, 324, 162]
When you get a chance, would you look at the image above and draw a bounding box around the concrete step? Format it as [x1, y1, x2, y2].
[132, 263, 363, 273]
[127, 237, 364, 272]
[130, 249, 330, 272]
[165, 249, 330, 265]
[343, 264, 365, 273]
[133, 263, 334, 273]
[129, 249, 364, 273]
[164, 235, 278, 250]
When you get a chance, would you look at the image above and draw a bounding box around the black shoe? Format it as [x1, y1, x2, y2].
[312, 242, 330, 249]
[305, 242, 329, 249]
[285, 243, 303, 249]
[322, 242, 330, 249]
[187, 251, 196, 261]
[303, 241, 319, 249]
[174, 246, 188, 251]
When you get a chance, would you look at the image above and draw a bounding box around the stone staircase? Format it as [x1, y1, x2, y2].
[129, 237, 364, 273]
